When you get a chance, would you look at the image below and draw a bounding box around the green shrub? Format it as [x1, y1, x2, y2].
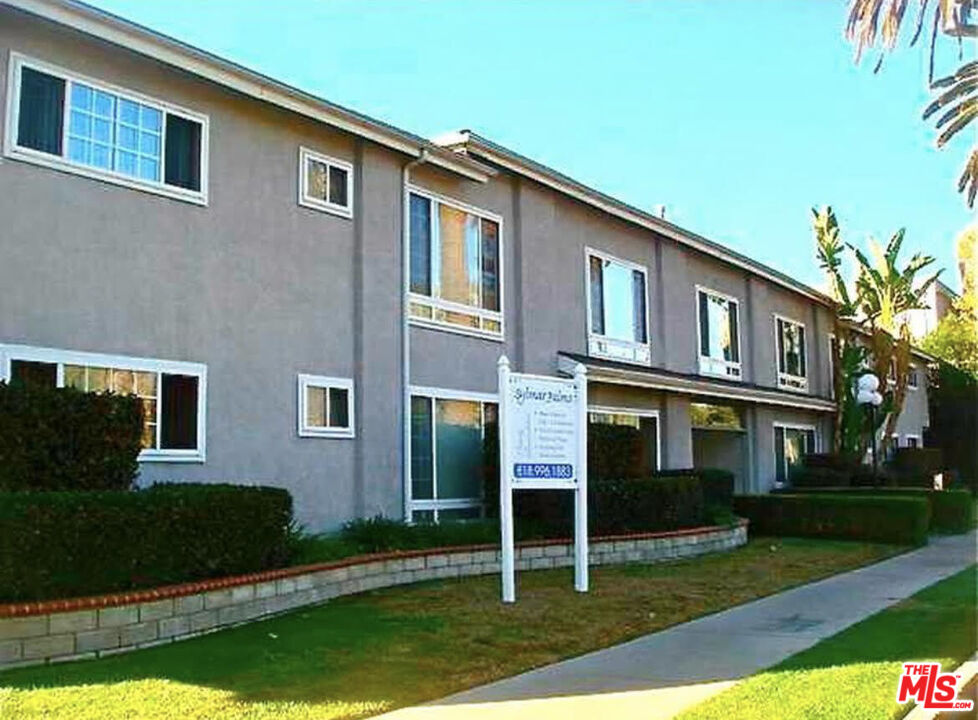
[590, 476, 704, 534]
[656, 468, 734, 509]
[772, 487, 971, 534]
[341, 515, 506, 553]
[733, 494, 929, 545]
[930, 490, 974, 534]
[587, 424, 646, 480]
[0, 381, 143, 491]
[790, 466, 853, 488]
[0, 484, 293, 602]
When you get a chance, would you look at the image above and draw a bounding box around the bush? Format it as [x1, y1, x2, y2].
[0, 483, 293, 602]
[733, 494, 929, 545]
[889, 448, 944, 488]
[590, 475, 704, 534]
[588, 424, 646, 480]
[0, 381, 143, 492]
[772, 487, 972, 534]
[656, 468, 734, 509]
[929, 490, 974, 534]
[341, 515, 505, 553]
[790, 465, 853, 488]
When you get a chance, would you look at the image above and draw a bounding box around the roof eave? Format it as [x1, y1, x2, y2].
[5, 0, 495, 182]
[438, 130, 835, 308]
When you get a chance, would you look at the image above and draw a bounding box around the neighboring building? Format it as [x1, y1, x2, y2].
[0, 0, 933, 529]
[900, 279, 957, 340]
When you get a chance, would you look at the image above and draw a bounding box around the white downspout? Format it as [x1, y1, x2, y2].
[402, 149, 428, 522]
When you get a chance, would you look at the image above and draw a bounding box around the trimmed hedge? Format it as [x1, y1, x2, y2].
[733, 494, 930, 545]
[589, 476, 704, 534]
[656, 467, 734, 509]
[771, 487, 973, 534]
[0, 484, 293, 602]
[0, 381, 143, 491]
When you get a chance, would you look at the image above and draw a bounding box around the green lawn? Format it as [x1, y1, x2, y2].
[680, 564, 978, 720]
[0, 538, 904, 720]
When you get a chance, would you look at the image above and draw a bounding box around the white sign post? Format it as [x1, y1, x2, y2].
[497, 355, 588, 603]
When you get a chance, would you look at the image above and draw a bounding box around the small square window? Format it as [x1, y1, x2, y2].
[298, 374, 355, 438]
[298, 147, 353, 218]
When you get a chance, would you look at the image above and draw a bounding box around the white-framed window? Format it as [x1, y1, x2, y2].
[409, 386, 497, 522]
[298, 147, 353, 218]
[907, 366, 920, 390]
[588, 406, 660, 473]
[904, 434, 921, 448]
[4, 53, 208, 205]
[828, 334, 838, 399]
[297, 374, 355, 438]
[0, 344, 206, 462]
[774, 422, 817, 486]
[775, 315, 808, 392]
[696, 287, 741, 379]
[408, 187, 502, 340]
[586, 248, 650, 365]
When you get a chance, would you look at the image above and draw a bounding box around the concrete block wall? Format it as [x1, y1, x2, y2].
[0, 521, 747, 670]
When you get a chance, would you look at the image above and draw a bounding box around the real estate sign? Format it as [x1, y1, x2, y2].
[497, 355, 588, 603]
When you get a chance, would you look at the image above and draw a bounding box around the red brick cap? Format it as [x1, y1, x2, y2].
[0, 520, 746, 618]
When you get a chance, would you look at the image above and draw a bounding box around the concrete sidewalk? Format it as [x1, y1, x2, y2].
[382, 531, 977, 720]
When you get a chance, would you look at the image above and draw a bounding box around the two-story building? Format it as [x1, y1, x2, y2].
[0, 0, 933, 529]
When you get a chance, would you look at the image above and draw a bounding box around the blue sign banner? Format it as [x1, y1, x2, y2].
[513, 463, 574, 480]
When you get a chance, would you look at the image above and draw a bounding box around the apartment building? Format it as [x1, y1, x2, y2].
[0, 0, 932, 529]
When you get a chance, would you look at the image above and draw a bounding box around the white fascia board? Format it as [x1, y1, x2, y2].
[5, 0, 493, 182]
[446, 131, 835, 307]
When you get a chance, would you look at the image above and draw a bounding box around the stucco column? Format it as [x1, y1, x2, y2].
[662, 394, 693, 469]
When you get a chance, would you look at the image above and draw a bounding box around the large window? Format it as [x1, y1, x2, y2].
[409, 389, 496, 522]
[588, 408, 659, 474]
[907, 366, 920, 390]
[408, 189, 502, 339]
[297, 374, 354, 438]
[298, 147, 353, 218]
[5, 54, 207, 203]
[1, 345, 206, 461]
[774, 423, 816, 486]
[697, 288, 741, 379]
[586, 249, 650, 364]
[775, 316, 808, 391]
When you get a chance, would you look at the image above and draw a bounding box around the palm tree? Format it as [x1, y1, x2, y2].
[848, 229, 942, 439]
[845, 0, 978, 207]
[813, 207, 942, 449]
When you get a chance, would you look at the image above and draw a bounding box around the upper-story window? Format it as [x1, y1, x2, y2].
[5, 54, 208, 204]
[408, 188, 502, 339]
[298, 147, 353, 218]
[586, 249, 650, 365]
[775, 315, 808, 392]
[907, 366, 920, 389]
[697, 288, 741, 379]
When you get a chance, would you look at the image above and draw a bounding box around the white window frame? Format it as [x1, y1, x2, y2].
[774, 314, 809, 393]
[773, 422, 818, 486]
[406, 186, 504, 342]
[907, 366, 920, 390]
[904, 434, 921, 448]
[585, 247, 651, 366]
[4, 53, 209, 206]
[297, 146, 354, 219]
[588, 405, 661, 471]
[695, 285, 742, 380]
[297, 374, 355, 439]
[0, 343, 207, 462]
[407, 385, 497, 522]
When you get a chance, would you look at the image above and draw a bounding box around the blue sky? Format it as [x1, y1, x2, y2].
[87, 0, 974, 291]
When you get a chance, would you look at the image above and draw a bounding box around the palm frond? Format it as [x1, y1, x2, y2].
[958, 148, 978, 207]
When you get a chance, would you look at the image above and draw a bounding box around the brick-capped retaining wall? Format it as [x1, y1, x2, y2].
[0, 521, 747, 669]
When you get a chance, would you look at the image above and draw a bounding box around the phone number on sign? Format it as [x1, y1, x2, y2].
[513, 463, 574, 479]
